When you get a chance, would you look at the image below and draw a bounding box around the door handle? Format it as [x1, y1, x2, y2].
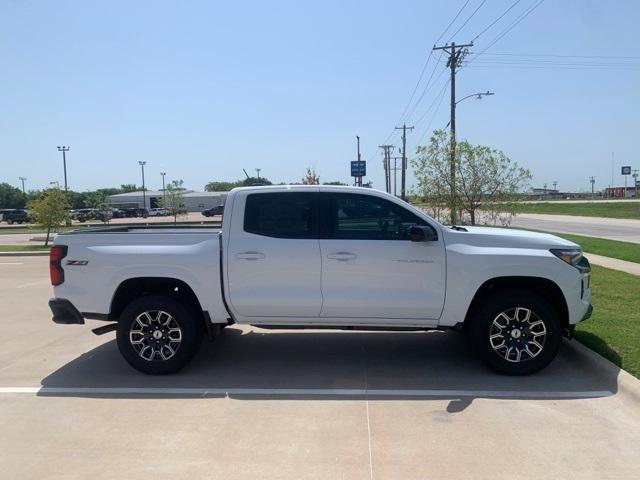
[236, 251, 266, 260]
[327, 252, 357, 261]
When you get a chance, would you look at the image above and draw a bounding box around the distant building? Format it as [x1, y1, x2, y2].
[107, 190, 227, 212]
[604, 186, 637, 198]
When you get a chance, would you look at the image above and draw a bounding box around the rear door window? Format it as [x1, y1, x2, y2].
[244, 192, 317, 238]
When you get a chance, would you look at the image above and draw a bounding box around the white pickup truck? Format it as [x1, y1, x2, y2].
[49, 185, 592, 375]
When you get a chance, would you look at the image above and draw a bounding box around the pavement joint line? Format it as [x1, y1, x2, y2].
[0, 387, 614, 398]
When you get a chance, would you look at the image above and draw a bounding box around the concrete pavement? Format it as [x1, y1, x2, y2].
[0, 257, 639, 479]
[511, 213, 640, 243]
[586, 252, 640, 276]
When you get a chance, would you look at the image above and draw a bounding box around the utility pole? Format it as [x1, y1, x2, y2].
[379, 145, 394, 193]
[553, 181, 558, 197]
[391, 156, 402, 197]
[633, 169, 639, 199]
[138, 161, 147, 212]
[160, 172, 166, 207]
[57, 146, 70, 192]
[543, 183, 547, 200]
[433, 41, 473, 223]
[356, 136, 362, 187]
[394, 124, 414, 201]
[19, 177, 26, 195]
[589, 176, 595, 199]
[255, 168, 261, 181]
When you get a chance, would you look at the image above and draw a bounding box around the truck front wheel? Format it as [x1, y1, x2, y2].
[116, 295, 203, 374]
[470, 290, 562, 375]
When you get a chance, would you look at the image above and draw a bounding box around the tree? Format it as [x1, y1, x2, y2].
[27, 188, 70, 246]
[412, 130, 531, 225]
[241, 176, 272, 187]
[301, 167, 320, 185]
[204, 181, 241, 192]
[119, 184, 139, 193]
[0, 182, 26, 209]
[160, 180, 187, 224]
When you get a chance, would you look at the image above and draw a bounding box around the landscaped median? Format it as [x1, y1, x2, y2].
[575, 265, 640, 379]
[515, 201, 640, 219]
[0, 245, 49, 253]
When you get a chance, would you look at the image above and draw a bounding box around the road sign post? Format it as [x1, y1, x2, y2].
[351, 160, 366, 186]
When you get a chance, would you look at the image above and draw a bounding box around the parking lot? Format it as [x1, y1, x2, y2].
[1, 256, 639, 479]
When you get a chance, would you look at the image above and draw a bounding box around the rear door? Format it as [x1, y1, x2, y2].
[226, 191, 322, 318]
[319, 192, 446, 321]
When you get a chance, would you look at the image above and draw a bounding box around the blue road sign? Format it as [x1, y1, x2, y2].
[351, 161, 366, 177]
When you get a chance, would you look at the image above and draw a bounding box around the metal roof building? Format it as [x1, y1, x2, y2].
[107, 190, 227, 212]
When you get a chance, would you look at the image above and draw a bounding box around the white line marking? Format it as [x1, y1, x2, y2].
[0, 262, 23, 265]
[0, 387, 614, 398]
[365, 400, 374, 480]
[16, 280, 47, 289]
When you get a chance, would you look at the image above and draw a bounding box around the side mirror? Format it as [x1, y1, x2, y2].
[409, 225, 438, 242]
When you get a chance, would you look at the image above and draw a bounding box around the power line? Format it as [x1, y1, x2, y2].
[416, 79, 451, 142]
[435, 0, 472, 45]
[447, 0, 487, 42]
[481, 52, 640, 59]
[471, 0, 523, 41]
[413, 78, 451, 128]
[465, 0, 545, 67]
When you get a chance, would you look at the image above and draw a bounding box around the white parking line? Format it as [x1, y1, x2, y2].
[0, 386, 614, 398]
[0, 262, 24, 265]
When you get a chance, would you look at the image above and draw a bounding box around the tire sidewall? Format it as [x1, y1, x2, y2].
[471, 289, 562, 376]
[116, 295, 202, 374]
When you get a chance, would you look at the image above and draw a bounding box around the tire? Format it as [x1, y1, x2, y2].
[116, 295, 203, 374]
[470, 289, 562, 376]
[7, 219, 13, 225]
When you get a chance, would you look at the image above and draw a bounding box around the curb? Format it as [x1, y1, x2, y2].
[565, 338, 640, 405]
[0, 251, 49, 257]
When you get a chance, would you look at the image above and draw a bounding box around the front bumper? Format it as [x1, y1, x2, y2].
[581, 303, 593, 322]
[49, 298, 85, 325]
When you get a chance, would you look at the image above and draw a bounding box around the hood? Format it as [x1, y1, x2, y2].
[441, 226, 579, 250]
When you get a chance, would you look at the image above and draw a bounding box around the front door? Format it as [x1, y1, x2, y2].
[227, 191, 322, 318]
[319, 192, 446, 320]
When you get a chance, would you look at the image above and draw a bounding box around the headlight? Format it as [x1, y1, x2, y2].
[550, 248, 590, 273]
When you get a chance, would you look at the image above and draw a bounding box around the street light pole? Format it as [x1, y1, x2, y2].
[57, 146, 70, 192]
[19, 177, 26, 195]
[589, 176, 595, 199]
[255, 168, 261, 181]
[139, 161, 147, 212]
[160, 172, 166, 207]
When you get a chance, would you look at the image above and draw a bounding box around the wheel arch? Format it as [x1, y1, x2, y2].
[463, 276, 569, 330]
[110, 277, 206, 328]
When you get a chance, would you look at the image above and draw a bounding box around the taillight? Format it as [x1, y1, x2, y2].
[50, 245, 68, 286]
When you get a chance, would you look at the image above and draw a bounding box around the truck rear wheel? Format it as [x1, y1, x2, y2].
[470, 289, 562, 375]
[116, 295, 202, 374]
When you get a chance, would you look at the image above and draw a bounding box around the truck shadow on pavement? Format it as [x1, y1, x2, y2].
[39, 327, 619, 410]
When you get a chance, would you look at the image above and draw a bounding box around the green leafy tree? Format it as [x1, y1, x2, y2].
[413, 130, 531, 225]
[301, 167, 320, 185]
[119, 184, 139, 193]
[0, 182, 26, 209]
[160, 180, 187, 224]
[241, 176, 272, 187]
[204, 181, 242, 192]
[27, 188, 70, 246]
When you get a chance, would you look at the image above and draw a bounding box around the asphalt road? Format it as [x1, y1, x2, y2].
[0, 257, 639, 479]
[511, 213, 640, 243]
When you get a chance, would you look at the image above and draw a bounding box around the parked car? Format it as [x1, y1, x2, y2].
[148, 208, 168, 217]
[49, 185, 592, 376]
[202, 205, 224, 217]
[111, 208, 126, 219]
[0, 209, 31, 224]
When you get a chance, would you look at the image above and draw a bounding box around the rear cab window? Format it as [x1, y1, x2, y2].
[244, 192, 317, 238]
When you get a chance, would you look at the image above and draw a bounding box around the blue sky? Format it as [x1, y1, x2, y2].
[1, 0, 639, 193]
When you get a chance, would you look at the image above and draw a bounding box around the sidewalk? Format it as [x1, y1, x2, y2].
[585, 252, 640, 276]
